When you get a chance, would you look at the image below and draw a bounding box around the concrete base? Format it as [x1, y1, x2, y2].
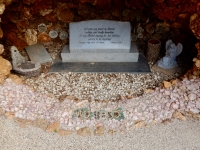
[61, 44, 139, 62]
[152, 62, 178, 75]
[50, 54, 151, 73]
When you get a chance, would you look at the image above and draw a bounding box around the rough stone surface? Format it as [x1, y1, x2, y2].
[0, 44, 4, 54]
[0, 3, 5, 14]
[25, 29, 37, 46]
[0, 56, 12, 76]
[77, 127, 91, 136]
[8, 74, 23, 84]
[46, 121, 60, 133]
[58, 129, 74, 136]
[94, 126, 104, 136]
[57, 4, 74, 23]
[38, 33, 51, 43]
[0, 28, 3, 39]
[163, 81, 172, 88]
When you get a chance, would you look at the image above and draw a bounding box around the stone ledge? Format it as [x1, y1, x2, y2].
[61, 43, 139, 62]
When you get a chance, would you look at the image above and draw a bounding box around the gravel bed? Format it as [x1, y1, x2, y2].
[22, 69, 182, 101]
[20, 40, 191, 101]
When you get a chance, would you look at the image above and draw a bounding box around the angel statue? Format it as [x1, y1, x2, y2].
[158, 40, 183, 69]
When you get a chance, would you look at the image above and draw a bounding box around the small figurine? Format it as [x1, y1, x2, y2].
[158, 40, 183, 69]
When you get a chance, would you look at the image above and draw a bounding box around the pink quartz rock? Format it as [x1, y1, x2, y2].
[188, 93, 197, 101]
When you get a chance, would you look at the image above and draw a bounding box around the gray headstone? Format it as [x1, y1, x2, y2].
[61, 44, 139, 62]
[25, 43, 52, 64]
[69, 20, 131, 53]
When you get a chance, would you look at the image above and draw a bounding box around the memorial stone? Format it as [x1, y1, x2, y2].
[61, 20, 139, 62]
[70, 20, 131, 53]
[51, 20, 150, 73]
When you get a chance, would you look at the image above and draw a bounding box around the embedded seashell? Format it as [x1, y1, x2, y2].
[38, 23, 47, 33]
[131, 34, 137, 42]
[49, 30, 58, 38]
[137, 33, 143, 39]
[136, 27, 144, 33]
[145, 24, 154, 34]
[55, 28, 62, 33]
[59, 31, 68, 40]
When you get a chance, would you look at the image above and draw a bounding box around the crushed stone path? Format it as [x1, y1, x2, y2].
[0, 116, 200, 150]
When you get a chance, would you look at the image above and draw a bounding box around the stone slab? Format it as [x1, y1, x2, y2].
[70, 20, 131, 53]
[152, 62, 178, 75]
[25, 43, 52, 64]
[61, 44, 139, 62]
[50, 54, 151, 73]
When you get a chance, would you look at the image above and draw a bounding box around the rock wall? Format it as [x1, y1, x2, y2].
[0, 0, 199, 78]
[0, 0, 198, 51]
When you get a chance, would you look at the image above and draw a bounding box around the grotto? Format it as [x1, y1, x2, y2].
[0, 0, 200, 149]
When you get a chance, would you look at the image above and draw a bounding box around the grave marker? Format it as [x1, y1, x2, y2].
[61, 20, 139, 62]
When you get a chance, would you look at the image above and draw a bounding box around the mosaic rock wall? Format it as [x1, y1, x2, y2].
[0, 0, 198, 52]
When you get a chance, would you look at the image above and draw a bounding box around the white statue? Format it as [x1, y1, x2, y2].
[158, 40, 183, 69]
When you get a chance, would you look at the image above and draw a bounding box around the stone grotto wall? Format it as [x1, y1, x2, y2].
[0, 0, 199, 75]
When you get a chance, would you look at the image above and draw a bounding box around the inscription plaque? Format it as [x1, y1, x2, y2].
[70, 20, 131, 53]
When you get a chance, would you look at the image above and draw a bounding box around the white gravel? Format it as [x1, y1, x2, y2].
[0, 116, 200, 150]
[23, 71, 180, 101]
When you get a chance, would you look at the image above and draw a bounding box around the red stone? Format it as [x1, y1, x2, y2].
[97, 0, 111, 9]
[125, 0, 144, 9]
[44, 13, 58, 22]
[6, 32, 27, 50]
[57, 4, 74, 23]
[17, 19, 29, 29]
[0, 28, 3, 38]
[23, 7, 32, 19]
[152, 3, 166, 13]
[80, 0, 97, 5]
[56, 0, 73, 2]
[178, 2, 196, 15]
[197, 3, 200, 15]
[32, 0, 52, 14]
[112, 0, 125, 10]
[38, 33, 51, 43]
[156, 7, 180, 21]
[166, 0, 187, 7]
[22, 0, 35, 5]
